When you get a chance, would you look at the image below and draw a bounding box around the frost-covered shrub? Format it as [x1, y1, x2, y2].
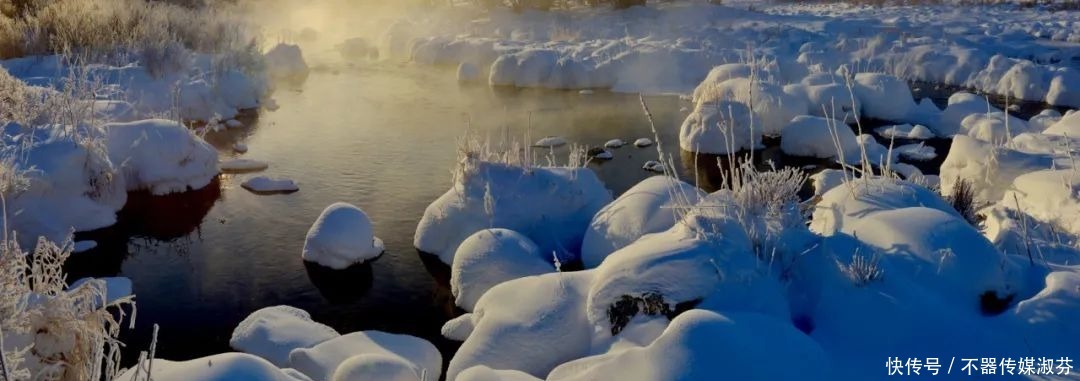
[0, 236, 134, 381]
[946, 178, 978, 225]
[837, 251, 883, 287]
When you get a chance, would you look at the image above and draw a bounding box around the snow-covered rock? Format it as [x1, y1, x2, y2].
[847, 207, 1021, 309]
[221, 158, 269, 173]
[331, 354, 420, 381]
[810, 177, 958, 236]
[533, 136, 567, 148]
[105, 119, 219, 195]
[779, 115, 858, 160]
[1045, 110, 1080, 137]
[580, 176, 704, 268]
[303, 203, 384, 269]
[852, 73, 916, 122]
[961, 112, 1028, 143]
[289, 331, 441, 381]
[445, 271, 594, 381]
[451, 229, 554, 312]
[457, 366, 542, 381]
[458, 62, 482, 83]
[548, 310, 830, 381]
[633, 138, 652, 147]
[1027, 109, 1061, 133]
[874, 123, 934, 140]
[695, 77, 808, 136]
[119, 353, 304, 381]
[896, 142, 936, 161]
[242, 176, 299, 194]
[641, 161, 663, 173]
[939, 135, 1055, 202]
[415, 158, 611, 264]
[265, 43, 309, 81]
[603, 139, 625, 148]
[679, 101, 757, 154]
[1004, 169, 1080, 237]
[234, 142, 249, 153]
[230, 306, 340, 367]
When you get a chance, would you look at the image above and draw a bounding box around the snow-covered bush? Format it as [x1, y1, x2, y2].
[414, 138, 611, 264]
[0, 236, 134, 380]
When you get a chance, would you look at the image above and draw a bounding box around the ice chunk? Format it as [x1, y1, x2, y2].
[242, 176, 299, 194]
[221, 158, 269, 173]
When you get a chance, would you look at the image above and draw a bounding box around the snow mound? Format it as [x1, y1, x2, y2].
[695, 77, 808, 136]
[457, 366, 542, 381]
[458, 62, 482, 83]
[961, 112, 1028, 143]
[779, 115, 858, 160]
[221, 158, 269, 173]
[936, 92, 1025, 137]
[679, 101, 757, 154]
[852, 73, 916, 122]
[581, 176, 704, 268]
[119, 353, 303, 381]
[801, 82, 861, 123]
[1014, 271, 1080, 340]
[939, 135, 1055, 202]
[415, 158, 612, 264]
[633, 138, 652, 147]
[331, 354, 421, 381]
[810, 177, 958, 235]
[230, 306, 340, 367]
[1004, 169, 1080, 237]
[603, 139, 625, 148]
[809, 169, 848, 196]
[289, 331, 441, 381]
[303, 202, 385, 270]
[446, 271, 594, 381]
[874, 123, 934, 140]
[265, 43, 310, 81]
[896, 142, 936, 161]
[641, 161, 663, 173]
[1045, 110, 1080, 137]
[105, 119, 218, 195]
[242, 176, 299, 194]
[548, 310, 830, 381]
[451, 229, 554, 312]
[1028, 109, 1062, 132]
[851, 207, 1020, 309]
[2, 123, 126, 246]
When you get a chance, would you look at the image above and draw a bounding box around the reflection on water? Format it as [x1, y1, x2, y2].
[304, 261, 374, 303]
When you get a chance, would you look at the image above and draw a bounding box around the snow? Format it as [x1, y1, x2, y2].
[68, 277, 132, 307]
[809, 169, 848, 196]
[591, 149, 613, 160]
[303, 202, 384, 270]
[289, 331, 441, 381]
[603, 139, 625, 148]
[632, 138, 652, 147]
[445, 271, 593, 381]
[810, 177, 959, 236]
[1045, 110, 1080, 137]
[935, 92, 1026, 137]
[242, 176, 300, 194]
[1004, 169, 1080, 237]
[581, 176, 704, 268]
[641, 161, 663, 173]
[105, 119, 219, 195]
[415, 158, 611, 264]
[265, 43, 310, 81]
[221, 158, 269, 173]
[847, 207, 1021, 309]
[532, 136, 567, 148]
[451, 229, 554, 312]
[961, 112, 1028, 143]
[330, 354, 422, 381]
[895, 142, 936, 161]
[230, 306, 340, 367]
[457, 366, 542, 381]
[874, 123, 934, 140]
[226, 119, 244, 128]
[779, 115, 858, 160]
[548, 310, 830, 381]
[234, 143, 250, 153]
[1, 124, 126, 246]
[1028, 109, 1062, 133]
[939, 135, 1057, 202]
[679, 101, 757, 154]
[119, 353, 304, 381]
[852, 73, 917, 123]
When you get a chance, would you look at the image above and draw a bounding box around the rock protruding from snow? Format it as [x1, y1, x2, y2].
[303, 203, 384, 269]
[265, 43, 310, 81]
[581, 176, 705, 268]
[415, 158, 612, 264]
[289, 331, 441, 381]
[679, 101, 756, 154]
[451, 229, 554, 311]
[230, 306, 340, 367]
[105, 119, 219, 195]
[221, 158, 269, 173]
[242, 176, 299, 194]
[779, 115, 858, 160]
